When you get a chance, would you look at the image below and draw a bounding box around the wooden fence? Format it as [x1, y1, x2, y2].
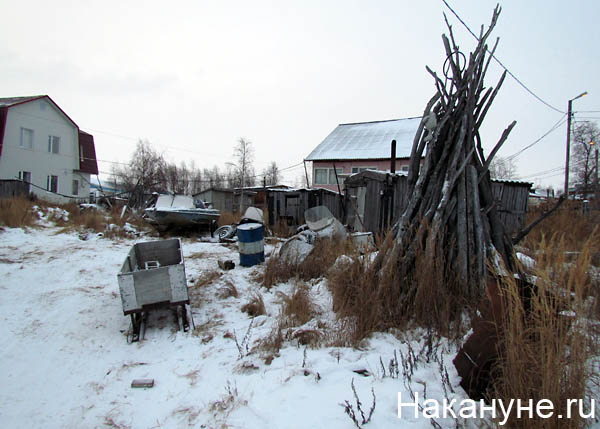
[344, 171, 531, 237]
[0, 180, 29, 199]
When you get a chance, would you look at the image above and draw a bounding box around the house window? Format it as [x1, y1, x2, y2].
[328, 168, 343, 185]
[401, 165, 409, 173]
[315, 168, 345, 185]
[19, 171, 31, 182]
[20, 128, 33, 149]
[47, 175, 58, 193]
[48, 136, 60, 154]
[314, 168, 328, 185]
[72, 179, 79, 196]
[351, 167, 376, 174]
[79, 144, 85, 163]
[19, 171, 31, 191]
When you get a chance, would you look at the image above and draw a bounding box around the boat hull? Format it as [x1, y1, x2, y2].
[144, 208, 220, 228]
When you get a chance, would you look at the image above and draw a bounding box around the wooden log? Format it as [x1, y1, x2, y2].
[456, 167, 469, 284]
[469, 165, 486, 293]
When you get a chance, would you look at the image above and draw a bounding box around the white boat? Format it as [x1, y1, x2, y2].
[143, 194, 220, 232]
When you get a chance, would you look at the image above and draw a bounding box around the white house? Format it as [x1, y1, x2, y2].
[0, 95, 98, 203]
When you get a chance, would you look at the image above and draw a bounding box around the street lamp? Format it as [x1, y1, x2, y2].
[564, 91, 588, 199]
[591, 139, 598, 200]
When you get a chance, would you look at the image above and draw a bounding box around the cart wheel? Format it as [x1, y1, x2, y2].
[176, 306, 185, 332]
[185, 304, 195, 331]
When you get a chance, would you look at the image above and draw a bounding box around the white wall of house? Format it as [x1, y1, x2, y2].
[0, 98, 88, 203]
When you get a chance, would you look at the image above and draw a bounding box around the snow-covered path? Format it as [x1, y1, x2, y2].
[0, 227, 471, 428]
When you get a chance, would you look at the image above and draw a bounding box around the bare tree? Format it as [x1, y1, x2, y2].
[203, 166, 226, 189]
[112, 139, 167, 207]
[231, 138, 255, 211]
[262, 161, 280, 186]
[571, 121, 600, 191]
[489, 156, 517, 180]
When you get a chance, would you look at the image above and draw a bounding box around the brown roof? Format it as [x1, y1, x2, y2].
[77, 131, 99, 175]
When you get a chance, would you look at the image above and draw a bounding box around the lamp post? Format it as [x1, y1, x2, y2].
[564, 91, 588, 199]
[591, 139, 598, 201]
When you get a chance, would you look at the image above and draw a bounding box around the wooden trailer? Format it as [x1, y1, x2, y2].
[117, 238, 192, 342]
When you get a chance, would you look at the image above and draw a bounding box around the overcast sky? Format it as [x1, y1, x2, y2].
[2, 0, 599, 189]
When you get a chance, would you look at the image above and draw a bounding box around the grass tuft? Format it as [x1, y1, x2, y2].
[241, 291, 266, 317]
[263, 237, 356, 288]
[0, 197, 36, 228]
[491, 233, 598, 428]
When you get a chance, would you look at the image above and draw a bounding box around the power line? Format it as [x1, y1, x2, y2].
[12, 109, 236, 161]
[441, 0, 565, 114]
[505, 114, 567, 161]
[517, 156, 591, 181]
[98, 161, 305, 184]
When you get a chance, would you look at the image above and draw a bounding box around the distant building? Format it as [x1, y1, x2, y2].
[90, 176, 127, 198]
[305, 118, 422, 191]
[193, 188, 255, 213]
[0, 95, 98, 202]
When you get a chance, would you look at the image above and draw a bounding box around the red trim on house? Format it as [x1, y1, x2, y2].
[3, 95, 79, 129]
[0, 95, 81, 156]
[42, 95, 79, 129]
[77, 131, 99, 175]
[0, 107, 7, 157]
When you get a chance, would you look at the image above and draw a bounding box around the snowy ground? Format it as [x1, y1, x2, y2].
[0, 224, 481, 428]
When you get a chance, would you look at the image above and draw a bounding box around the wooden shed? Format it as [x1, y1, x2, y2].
[490, 180, 532, 235]
[266, 188, 343, 227]
[343, 170, 408, 234]
[193, 188, 255, 213]
[344, 171, 531, 237]
[0, 179, 29, 199]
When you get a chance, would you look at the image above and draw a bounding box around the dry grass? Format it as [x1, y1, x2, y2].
[491, 233, 598, 428]
[0, 197, 36, 228]
[0, 196, 152, 239]
[327, 230, 466, 344]
[241, 291, 266, 317]
[276, 282, 315, 326]
[263, 237, 356, 288]
[271, 220, 295, 238]
[195, 270, 223, 288]
[259, 322, 285, 355]
[521, 200, 600, 252]
[217, 280, 239, 299]
[187, 251, 208, 260]
[218, 211, 241, 227]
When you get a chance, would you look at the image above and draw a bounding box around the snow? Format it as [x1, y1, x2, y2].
[516, 252, 536, 269]
[0, 224, 479, 428]
[155, 194, 195, 209]
[278, 237, 315, 264]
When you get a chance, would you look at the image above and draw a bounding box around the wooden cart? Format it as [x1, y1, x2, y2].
[117, 238, 193, 342]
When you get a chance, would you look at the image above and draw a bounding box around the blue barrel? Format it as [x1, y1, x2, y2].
[237, 222, 265, 266]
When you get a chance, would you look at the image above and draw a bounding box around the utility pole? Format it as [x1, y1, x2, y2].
[592, 142, 598, 204]
[564, 99, 573, 198]
[565, 91, 588, 199]
[592, 139, 598, 202]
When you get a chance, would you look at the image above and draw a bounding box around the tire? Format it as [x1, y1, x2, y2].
[215, 225, 236, 241]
